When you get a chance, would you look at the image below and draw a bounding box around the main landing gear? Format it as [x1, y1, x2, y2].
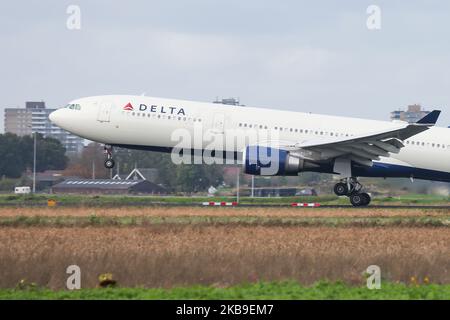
[334, 177, 371, 207]
[104, 145, 115, 169]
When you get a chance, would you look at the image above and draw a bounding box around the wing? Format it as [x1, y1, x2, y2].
[291, 110, 441, 167]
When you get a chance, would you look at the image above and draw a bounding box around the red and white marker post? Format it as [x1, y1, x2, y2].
[202, 202, 238, 206]
[290, 203, 321, 207]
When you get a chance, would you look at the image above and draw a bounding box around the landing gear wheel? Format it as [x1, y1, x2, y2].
[350, 193, 371, 207]
[104, 159, 115, 169]
[334, 183, 349, 196]
[103, 145, 115, 169]
[350, 193, 364, 207]
[360, 192, 371, 206]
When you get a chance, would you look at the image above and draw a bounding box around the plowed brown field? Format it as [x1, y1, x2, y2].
[0, 206, 447, 217]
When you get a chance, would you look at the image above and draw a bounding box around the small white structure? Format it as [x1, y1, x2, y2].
[208, 186, 218, 196]
[14, 186, 31, 194]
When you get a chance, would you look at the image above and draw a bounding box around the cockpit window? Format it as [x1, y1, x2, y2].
[65, 104, 81, 110]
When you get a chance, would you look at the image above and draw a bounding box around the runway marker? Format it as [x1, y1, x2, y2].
[202, 202, 238, 206]
[291, 203, 321, 207]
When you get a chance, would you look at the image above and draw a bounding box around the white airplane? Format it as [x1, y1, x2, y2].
[49, 95, 449, 206]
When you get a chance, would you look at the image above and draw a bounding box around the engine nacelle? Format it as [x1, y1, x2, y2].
[243, 146, 315, 176]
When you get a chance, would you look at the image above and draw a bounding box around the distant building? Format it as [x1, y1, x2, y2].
[51, 179, 167, 195]
[112, 168, 159, 182]
[26, 170, 65, 190]
[390, 104, 430, 123]
[213, 97, 243, 106]
[4, 101, 84, 153]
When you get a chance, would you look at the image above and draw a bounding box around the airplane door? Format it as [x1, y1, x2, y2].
[97, 101, 112, 122]
[212, 113, 225, 134]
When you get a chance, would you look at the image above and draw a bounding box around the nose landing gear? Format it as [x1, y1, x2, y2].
[104, 145, 115, 169]
[334, 177, 371, 207]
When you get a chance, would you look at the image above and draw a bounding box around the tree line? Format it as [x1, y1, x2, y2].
[64, 143, 225, 192]
[0, 133, 325, 193]
[0, 133, 68, 178]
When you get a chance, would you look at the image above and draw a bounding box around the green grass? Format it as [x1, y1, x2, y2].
[373, 194, 450, 204]
[0, 215, 449, 228]
[0, 193, 448, 207]
[0, 194, 336, 206]
[1, 281, 449, 300]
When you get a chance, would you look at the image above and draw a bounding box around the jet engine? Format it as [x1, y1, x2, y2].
[243, 145, 318, 176]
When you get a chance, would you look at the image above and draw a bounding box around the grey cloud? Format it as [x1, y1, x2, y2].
[1, 1, 450, 132]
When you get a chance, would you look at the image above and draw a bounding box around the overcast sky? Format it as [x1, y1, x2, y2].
[1, 0, 450, 132]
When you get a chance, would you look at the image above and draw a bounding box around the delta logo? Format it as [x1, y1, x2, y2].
[123, 102, 186, 116]
[123, 102, 134, 111]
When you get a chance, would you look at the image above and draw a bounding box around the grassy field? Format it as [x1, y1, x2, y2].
[0, 205, 448, 299]
[0, 206, 448, 228]
[0, 194, 337, 206]
[0, 206, 449, 218]
[0, 220, 449, 289]
[0, 213, 449, 228]
[0, 193, 448, 206]
[1, 281, 449, 300]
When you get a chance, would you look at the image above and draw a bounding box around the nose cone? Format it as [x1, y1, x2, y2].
[49, 109, 62, 126]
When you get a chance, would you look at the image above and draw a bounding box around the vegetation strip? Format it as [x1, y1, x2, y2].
[1, 281, 449, 300]
[0, 194, 449, 207]
[0, 215, 449, 228]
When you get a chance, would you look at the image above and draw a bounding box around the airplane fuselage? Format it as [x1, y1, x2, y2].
[50, 95, 450, 182]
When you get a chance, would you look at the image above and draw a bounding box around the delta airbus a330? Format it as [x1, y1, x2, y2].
[49, 95, 449, 207]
